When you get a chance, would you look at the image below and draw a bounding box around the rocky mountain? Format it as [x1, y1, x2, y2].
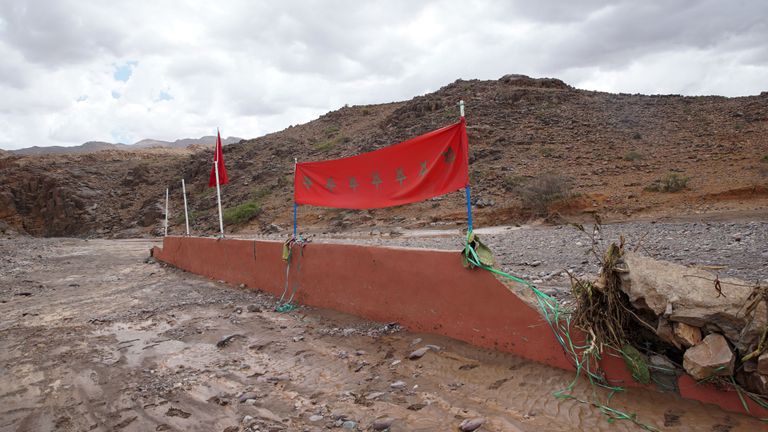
[1, 75, 766, 237]
[9, 136, 243, 156]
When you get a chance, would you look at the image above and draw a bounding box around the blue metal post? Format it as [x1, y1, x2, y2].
[465, 185, 473, 233]
[293, 202, 298, 238]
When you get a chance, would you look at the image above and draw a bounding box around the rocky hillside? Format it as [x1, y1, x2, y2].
[1, 75, 767, 237]
[10, 135, 243, 156]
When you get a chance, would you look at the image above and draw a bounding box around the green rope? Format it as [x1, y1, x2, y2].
[276, 235, 308, 313]
[462, 230, 658, 431]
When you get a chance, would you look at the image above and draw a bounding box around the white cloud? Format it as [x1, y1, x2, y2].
[0, 0, 766, 149]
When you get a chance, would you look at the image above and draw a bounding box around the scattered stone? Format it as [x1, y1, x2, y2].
[242, 415, 254, 425]
[341, 420, 357, 429]
[238, 392, 259, 403]
[247, 304, 261, 313]
[673, 322, 702, 347]
[390, 380, 406, 389]
[308, 414, 323, 422]
[266, 374, 290, 382]
[407, 403, 426, 411]
[683, 334, 735, 380]
[216, 334, 244, 348]
[365, 391, 385, 400]
[459, 417, 486, 431]
[292, 335, 304, 342]
[355, 350, 366, 356]
[372, 417, 395, 430]
[408, 347, 431, 359]
[165, 407, 191, 418]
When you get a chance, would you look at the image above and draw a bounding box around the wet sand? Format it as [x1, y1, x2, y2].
[1, 237, 765, 431]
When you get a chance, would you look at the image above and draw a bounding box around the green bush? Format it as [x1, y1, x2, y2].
[624, 151, 644, 161]
[645, 173, 689, 192]
[223, 201, 261, 224]
[314, 135, 350, 151]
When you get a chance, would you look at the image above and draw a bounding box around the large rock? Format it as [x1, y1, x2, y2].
[683, 334, 735, 380]
[620, 252, 765, 353]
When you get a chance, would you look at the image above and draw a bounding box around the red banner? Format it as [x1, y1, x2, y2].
[294, 118, 469, 209]
[208, 131, 229, 187]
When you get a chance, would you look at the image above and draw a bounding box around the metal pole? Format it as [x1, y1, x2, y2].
[214, 138, 225, 238]
[460, 100, 473, 233]
[164, 187, 169, 236]
[181, 178, 190, 236]
[293, 157, 298, 238]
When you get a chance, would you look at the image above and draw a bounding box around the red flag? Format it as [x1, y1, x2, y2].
[294, 118, 468, 209]
[208, 131, 229, 187]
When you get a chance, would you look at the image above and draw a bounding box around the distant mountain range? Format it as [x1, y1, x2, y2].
[9, 136, 243, 155]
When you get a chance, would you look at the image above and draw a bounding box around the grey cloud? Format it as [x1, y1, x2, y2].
[0, 1, 125, 66]
[0, 0, 766, 149]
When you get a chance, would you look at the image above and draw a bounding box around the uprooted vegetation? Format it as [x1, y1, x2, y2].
[567, 221, 768, 408]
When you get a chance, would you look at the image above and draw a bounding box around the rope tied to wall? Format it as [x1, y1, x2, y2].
[276, 234, 310, 313]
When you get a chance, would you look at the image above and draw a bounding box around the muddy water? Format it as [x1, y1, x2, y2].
[0, 238, 765, 431]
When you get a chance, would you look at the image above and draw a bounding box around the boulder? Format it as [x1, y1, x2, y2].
[683, 334, 735, 380]
[620, 252, 765, 353]
[673, 322, 702, 348]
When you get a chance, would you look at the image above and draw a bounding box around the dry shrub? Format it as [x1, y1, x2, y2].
[519, 173, 573, 216]
[645, 173, 689, 192]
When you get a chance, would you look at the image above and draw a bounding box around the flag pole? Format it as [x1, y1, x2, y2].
[181, 178, 190, 236]
[214, 129, 225, 238]
[460, 100, 473, 234]
[164, 187, 169, 236]
[293, 157, 298, 239]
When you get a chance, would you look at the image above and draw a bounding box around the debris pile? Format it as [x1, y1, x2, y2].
[573, 242, 768, 400]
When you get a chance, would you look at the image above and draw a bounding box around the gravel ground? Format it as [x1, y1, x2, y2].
[284, 220, 768, 296]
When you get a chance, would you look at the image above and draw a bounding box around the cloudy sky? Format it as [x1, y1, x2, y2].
[0, 0, 766, 150]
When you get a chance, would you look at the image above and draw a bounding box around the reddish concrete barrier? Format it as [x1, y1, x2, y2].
[152, 236, 767, 419]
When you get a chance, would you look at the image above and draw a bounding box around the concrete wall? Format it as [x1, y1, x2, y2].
[152, 236, 767, 418]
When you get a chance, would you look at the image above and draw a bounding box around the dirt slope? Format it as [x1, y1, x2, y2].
[1, 75, 767, 237]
